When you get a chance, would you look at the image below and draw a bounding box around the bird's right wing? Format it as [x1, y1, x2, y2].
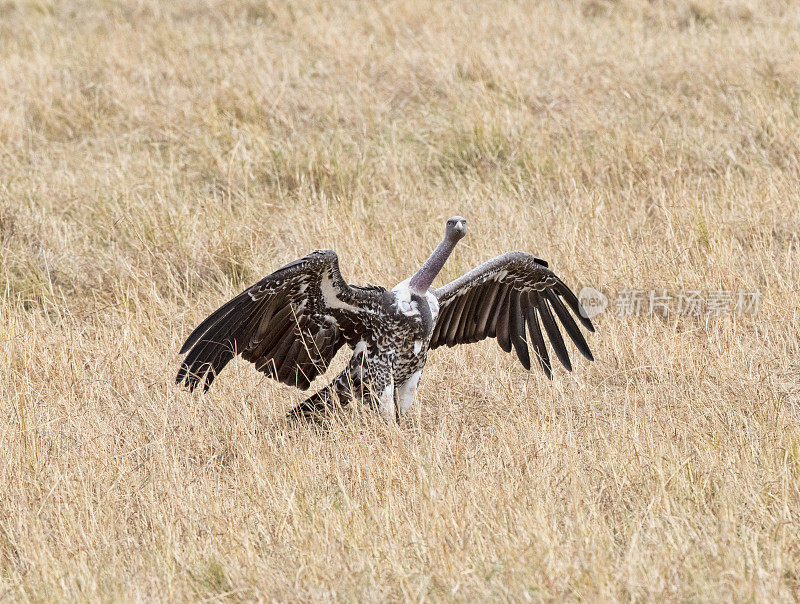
[176, 249, 375, 392]
[431, 252, 594, 378]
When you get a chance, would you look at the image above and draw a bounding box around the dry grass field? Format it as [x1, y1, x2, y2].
[2, 0, 800, 600]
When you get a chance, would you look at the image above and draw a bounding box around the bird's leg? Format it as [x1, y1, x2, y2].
[357, 359, 396, 422]
[373, 375, 396, 422]
[395, 369, 422, 418]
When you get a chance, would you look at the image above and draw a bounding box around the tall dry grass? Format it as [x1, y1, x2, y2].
[1, 0, 799, 600]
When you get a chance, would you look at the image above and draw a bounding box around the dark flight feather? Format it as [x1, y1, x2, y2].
[177, 250, 374, 392]
[508, 290, 530, 370]
[535, 292, 572, 371]
[431, 251, 593, 377]
[524, 296, 552, 379]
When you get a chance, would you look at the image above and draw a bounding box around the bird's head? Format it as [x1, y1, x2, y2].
[445, 216, 467, 242]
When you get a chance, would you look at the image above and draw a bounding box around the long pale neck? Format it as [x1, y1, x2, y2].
[408, 237, 457, 294]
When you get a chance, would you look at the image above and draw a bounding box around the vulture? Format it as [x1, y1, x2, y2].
[176, 217, 595, 421]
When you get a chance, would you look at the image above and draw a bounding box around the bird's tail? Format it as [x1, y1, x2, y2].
[287, 370, 357, 421]
[287, 365, 373, 421]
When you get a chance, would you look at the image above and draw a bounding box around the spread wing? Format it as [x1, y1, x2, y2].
[176, 249, 374, 392]
[430, 252, 594, 378]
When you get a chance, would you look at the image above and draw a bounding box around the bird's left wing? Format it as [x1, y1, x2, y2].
[431, 252, 594, 378]
[176, 249, 375, 392]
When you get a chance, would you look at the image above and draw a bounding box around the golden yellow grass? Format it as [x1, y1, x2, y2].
[2, 0, 800, 600]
